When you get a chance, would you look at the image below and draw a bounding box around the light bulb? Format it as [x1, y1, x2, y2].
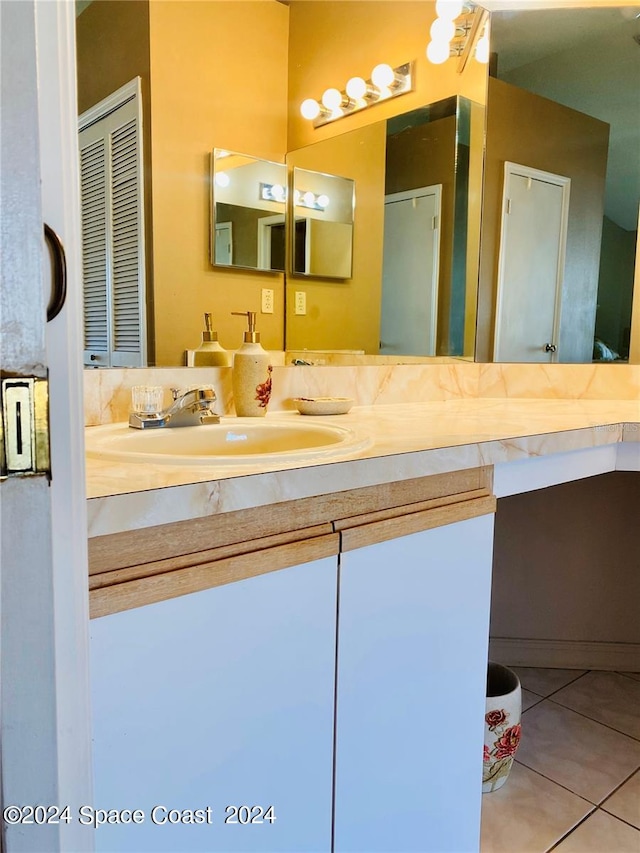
[426, 40, 450, 65]
[435, 0, 463, 21]
[215, 171, 230, 188]
[317, 194, 330, 209]
[293, 189, 300, 205]
[303, 191, 315, 208]
[371, 63, 395, 89]
[430, 17, 455, 43]
[300, 98, 321, 120]
[346, 76, 367, 100]
[322, 88, 343, 111]
[475, 34, 489, 64]
[271, 183, 285, 202]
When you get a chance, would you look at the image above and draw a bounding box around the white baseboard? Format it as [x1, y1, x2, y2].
[489, 638, 640, 672]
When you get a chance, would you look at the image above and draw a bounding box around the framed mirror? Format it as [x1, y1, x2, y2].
[211, 150, 287, 273]
[291, 167, 355, 279]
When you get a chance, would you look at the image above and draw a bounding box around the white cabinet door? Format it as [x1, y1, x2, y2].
[90, 556, 337, 852]
[335, 514, 495, 853]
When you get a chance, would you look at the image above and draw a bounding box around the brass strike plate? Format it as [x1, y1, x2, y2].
[0, 376, 50, 479]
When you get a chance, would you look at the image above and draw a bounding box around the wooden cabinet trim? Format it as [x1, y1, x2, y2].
[90, 532, 340, 619]
[340, 495, 497, 553]
[89, 467, 495, 618]
[89, 467, 493, 574]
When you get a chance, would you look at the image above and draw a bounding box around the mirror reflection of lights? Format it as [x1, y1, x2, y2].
[295, 190, 331, 211]
[215, 171, 230, 188]
[260, 182, 286, 203]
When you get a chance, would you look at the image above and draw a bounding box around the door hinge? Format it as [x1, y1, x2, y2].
[1, 376, 50, 479]
[506, 198, 512, 214]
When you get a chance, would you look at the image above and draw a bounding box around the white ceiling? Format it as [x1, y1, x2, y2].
[491, 6, 640, 230]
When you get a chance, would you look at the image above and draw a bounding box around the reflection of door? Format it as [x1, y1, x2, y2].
[257, 214, 285, 271]
[380, 186, 441, 355]
[494, 163, 570, 362]
[214, 221, 233, 265]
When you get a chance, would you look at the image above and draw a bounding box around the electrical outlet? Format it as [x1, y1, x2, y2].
[295, 291, 306, 316]
[261, 288, 274, 314]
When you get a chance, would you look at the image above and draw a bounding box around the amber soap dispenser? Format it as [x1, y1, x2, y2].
[231, 311, 272, 417]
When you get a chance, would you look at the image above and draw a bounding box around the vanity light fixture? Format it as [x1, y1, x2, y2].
[426, 3, 489, 72]
[260, 182, 286, 203]
[294, 189, 330, 211]
[300, 61, 414, 128]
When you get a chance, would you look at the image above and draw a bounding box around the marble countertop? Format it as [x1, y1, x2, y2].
[86, 398, 640, 539]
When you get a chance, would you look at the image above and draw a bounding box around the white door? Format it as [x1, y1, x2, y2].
[1, 3, 93, 851]
[215, 221, 233, 265]
[380, 186, 441, 356]
[494, 163, 570, 362]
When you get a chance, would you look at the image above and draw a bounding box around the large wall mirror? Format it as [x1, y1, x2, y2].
[76, 1, 638, 367]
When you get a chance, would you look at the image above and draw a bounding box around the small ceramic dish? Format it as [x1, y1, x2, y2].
[293, 397, 354, 416]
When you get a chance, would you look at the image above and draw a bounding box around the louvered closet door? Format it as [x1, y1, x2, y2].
[80, 94, 146, 367]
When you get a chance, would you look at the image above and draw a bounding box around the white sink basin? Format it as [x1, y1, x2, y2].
[85, 417, 370, 466]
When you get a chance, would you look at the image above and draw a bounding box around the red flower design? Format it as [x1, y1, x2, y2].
[494, 724, 522, 759]
[485, 709, 507, 731]
[483, 745, 491, 763]
[255, 365, 273, 408]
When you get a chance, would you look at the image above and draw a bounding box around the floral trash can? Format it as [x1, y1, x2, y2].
[482, 662, 522, 793]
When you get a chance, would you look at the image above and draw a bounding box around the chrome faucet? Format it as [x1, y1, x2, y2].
[129, 387, 220, 429]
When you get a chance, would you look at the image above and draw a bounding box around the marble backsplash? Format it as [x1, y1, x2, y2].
[83, 360, 640, 426]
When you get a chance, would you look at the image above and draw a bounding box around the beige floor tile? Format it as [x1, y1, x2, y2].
[553, 809, 640, 852]
[552, 671, 640, 739]
[516, 700, 640, 803]
[602, 769, 640, 829]
[620, 671, 640, 683]
[480, 762, 592, 853]
[512, 667, 586, 697]
[522, 688, 543, 712]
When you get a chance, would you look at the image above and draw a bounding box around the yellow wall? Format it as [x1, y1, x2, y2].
[149, 1, 289, 365]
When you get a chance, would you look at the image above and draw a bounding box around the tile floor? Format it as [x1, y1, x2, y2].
[481, 668, 640, 853]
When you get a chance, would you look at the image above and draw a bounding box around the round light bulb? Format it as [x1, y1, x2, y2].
[322, 87, 343, 111]
[435, 0, 463, 21]
[426, 40, 450, 65]
[303, 191, 315, 208]
[293, 189, 301, 205]
[475, 34, 490, 64]
[346, 76, 367, 100]
[430, 17, 455, 43]
[316, 194, 330, 209]
[271, 183, 285, 202]
[371, 63, 395, 89]
[215, 171, 230, 188]
[300, 98, 321, 120]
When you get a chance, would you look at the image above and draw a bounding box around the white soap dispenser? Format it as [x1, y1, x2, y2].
[189, 312, 231, 367]
[231, 311, 273, 417]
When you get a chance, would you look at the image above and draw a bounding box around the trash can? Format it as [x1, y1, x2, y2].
[482, 662, 522, 793]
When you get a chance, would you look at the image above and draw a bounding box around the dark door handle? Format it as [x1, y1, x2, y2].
[545, 343, 557, 353]
[44, 223, 67, 322]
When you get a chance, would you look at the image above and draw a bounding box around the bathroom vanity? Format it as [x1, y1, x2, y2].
[85, 382, 639, 853]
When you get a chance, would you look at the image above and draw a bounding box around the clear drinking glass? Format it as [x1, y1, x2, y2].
[131, 385, 164, 414]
